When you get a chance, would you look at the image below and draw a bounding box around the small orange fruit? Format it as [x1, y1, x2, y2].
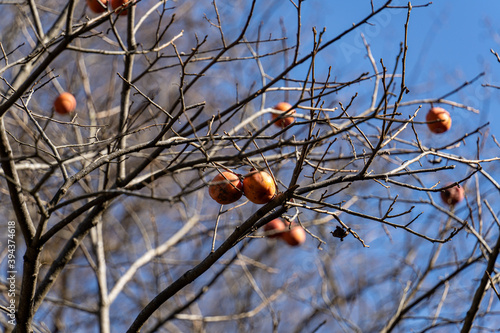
[243, 170, 276, 204]
[282, 222, 306, 246]
[440, 183, 464, 206]
[271, 102, 295, 128]
[426, 107, 451, 133]
[208, 171, 243, 205]
[87, 0, 108, 13]
[111, 0, 131, 15]
[54, 92, 76, 115]
[263, 218, 286, 238]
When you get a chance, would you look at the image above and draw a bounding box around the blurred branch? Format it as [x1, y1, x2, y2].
[146, 241, 252, 333]
[108, 214, 199, 303]
[381, 255, 483, 333]
[174, 289, 283, 322]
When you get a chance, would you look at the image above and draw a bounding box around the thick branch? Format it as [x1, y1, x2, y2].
[126, 187, 297, 332]
[460, 212, 500, 332]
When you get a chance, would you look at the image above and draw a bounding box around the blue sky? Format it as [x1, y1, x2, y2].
[268, 1, 500, 138]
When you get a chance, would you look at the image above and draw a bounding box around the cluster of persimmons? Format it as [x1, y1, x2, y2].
[206, 103, 463, 246]
[58, 0, 464, 244]
[207, 102, 306, 246]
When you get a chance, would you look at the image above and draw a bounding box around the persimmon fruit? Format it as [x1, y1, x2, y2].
[271, 102, 295, 128]
[440, 184, 464, 206]
[87, 0, 108, 13]
[243, 170, 276, 204]
[263, 218, 286, 238]
[54, 92, 77, 115]
[282, 222, 306, 246]
[208, 171, 243, 205]
[426, 107, 451, 133]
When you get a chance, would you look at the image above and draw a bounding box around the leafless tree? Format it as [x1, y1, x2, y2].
[0, 1, 499, 332]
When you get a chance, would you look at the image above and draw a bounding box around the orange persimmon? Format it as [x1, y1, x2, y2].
[208, 171, 243, 205]
[54, 92, 76, 115]
[426, 107, 451, 134]
[243, 170, 276, 204]
[271, 102, 295, 128]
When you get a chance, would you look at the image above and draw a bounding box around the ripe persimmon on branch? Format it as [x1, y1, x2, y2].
[1, 1, 500, 332]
